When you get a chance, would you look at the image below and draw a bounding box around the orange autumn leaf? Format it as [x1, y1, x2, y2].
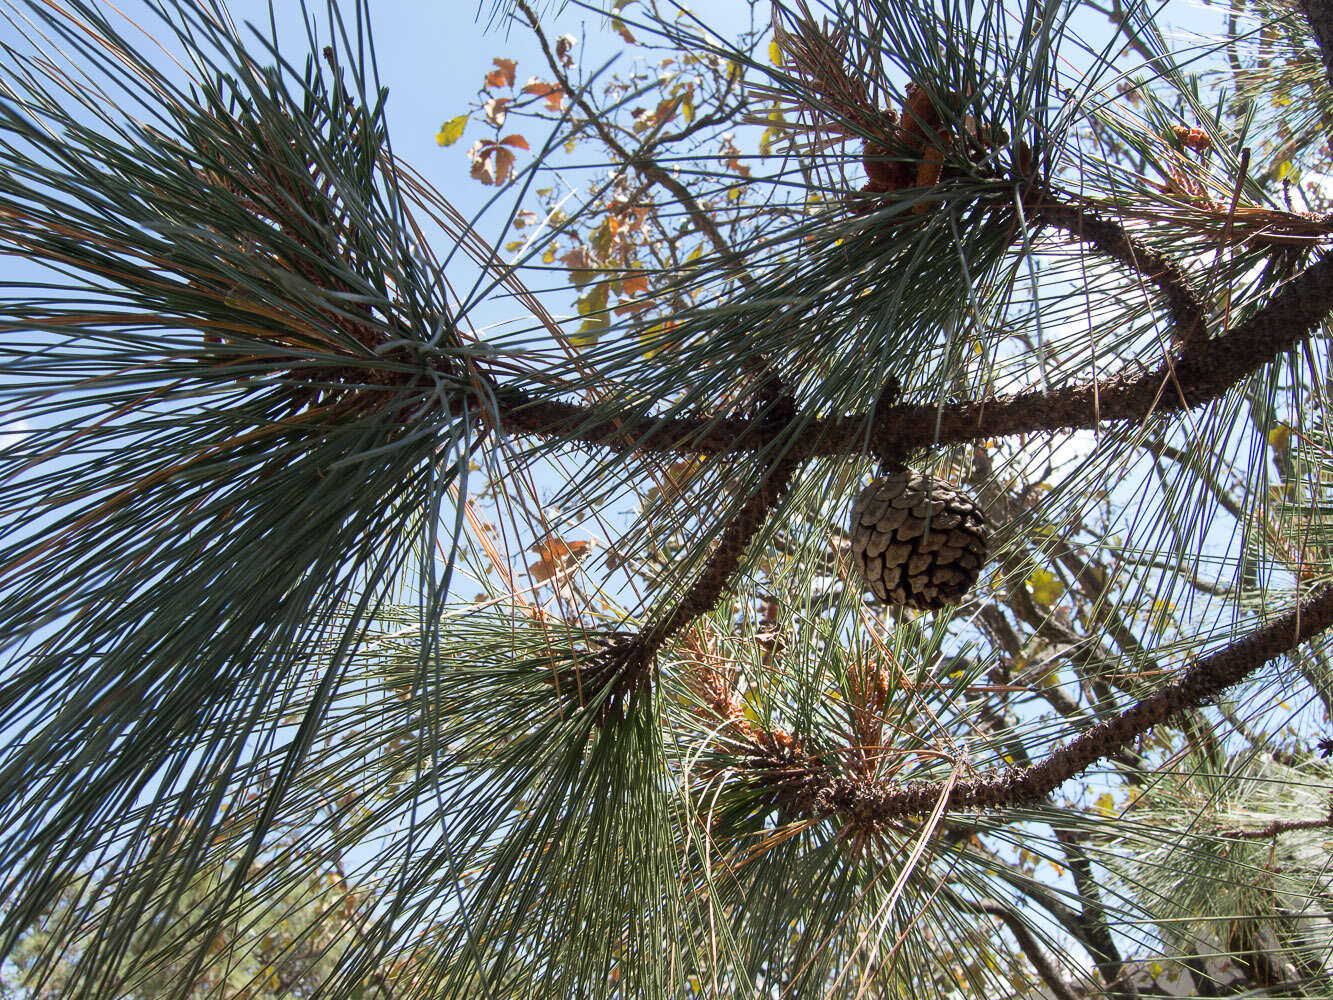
[621, 272, 648, 298]
[614, 270, 653, 315]
[522, 79, 566, 111]
[528, 538, 593, 583]
[485, 57, 517, 89]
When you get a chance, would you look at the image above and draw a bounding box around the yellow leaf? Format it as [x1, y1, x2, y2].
[640, 318, 675, 359]
[574, 312, 609, 347]
[576, 283, 608, 315]
[435, 114, 468, 147]
[562, 247, 599, 288]
[1026, 568, 1064, 606]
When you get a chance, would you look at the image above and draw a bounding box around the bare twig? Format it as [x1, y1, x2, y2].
[517, 0, 747, 274]
[1052, 826, 1138, 999]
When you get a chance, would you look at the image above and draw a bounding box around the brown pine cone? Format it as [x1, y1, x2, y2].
[850, 470, 988, 608]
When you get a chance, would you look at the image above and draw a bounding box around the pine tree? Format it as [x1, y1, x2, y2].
[3, 0, 1333, 997]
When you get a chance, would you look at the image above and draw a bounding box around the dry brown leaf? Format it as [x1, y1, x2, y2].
[485, 57, 517, 89]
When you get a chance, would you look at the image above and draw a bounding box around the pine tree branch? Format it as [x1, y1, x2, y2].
[1032, 195, 1208, 349]
[513, 199, 1331, 721]
[487, 237, 1333, 462]
[564, 445, 800, 716]
[1218, 803, 1333, 840]
[512, 0, 806, 713]
[739, 584, 1333, 820]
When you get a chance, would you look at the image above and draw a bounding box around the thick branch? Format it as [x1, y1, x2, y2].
[867, 246, 1333, 458]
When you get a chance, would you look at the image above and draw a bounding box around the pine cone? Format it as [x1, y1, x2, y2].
[850, 471, 988, 608]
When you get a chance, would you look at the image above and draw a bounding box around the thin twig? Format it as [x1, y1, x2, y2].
[517, 1, 743, 270]
[1219, 804, 1333, 840]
